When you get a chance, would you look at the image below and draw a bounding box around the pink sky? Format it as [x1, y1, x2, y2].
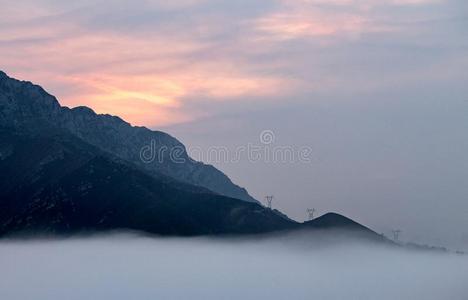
[0, 0, 443, 127]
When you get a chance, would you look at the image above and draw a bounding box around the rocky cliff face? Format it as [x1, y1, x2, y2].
[0, 72, 62, 129]
[0, 71, 257, 203]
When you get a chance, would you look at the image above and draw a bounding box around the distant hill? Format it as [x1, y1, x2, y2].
[304, 212, 372, 231]
[303, 213, 388, 242]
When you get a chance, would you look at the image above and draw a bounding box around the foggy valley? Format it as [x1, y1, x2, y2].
[1, 233, 467, 300]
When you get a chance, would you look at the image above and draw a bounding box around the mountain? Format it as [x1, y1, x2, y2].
[303, 213, 387, 242]
[0, 70, 293, 236]
[0, 70, 257, 203]
[0, 128, 295, 236]
[0, 71, 385, 240]
[304, 212, 373, 231]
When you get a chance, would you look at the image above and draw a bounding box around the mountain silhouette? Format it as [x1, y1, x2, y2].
[0, 70, 257, 203]
[0, 124, 295, 236]
[0, 71, 385, 239]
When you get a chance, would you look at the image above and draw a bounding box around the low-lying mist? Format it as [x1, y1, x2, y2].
[1, 232, 467, 300]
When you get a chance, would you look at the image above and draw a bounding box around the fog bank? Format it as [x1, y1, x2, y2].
[1, 234, 467, 300]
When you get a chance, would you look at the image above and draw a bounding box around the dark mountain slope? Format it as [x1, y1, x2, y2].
[0, 130, 294, 236]
[303, 213, 387, 242]
[304, 213, 371, 230]
[0, 70, 257, 203]
[0, 129, 384, 238]
[0, 71, 387, 240]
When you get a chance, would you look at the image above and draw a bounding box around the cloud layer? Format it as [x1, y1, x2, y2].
[1, 235, 467, 299]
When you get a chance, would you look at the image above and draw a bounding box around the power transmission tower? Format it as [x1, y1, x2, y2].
[392, 229, 402, 242]
[307, 208, 316, 221]
[265, 195, 274, 209]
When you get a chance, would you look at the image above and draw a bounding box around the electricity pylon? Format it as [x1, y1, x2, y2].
[307, 208, 316, 221]
[265, 195, 274, 209]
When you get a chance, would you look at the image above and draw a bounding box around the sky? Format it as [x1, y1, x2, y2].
[1, 0, 468, 249]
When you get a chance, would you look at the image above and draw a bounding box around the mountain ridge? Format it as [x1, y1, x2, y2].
[0, 70, 257, 203]
[0, 71, 386, 241]
[0, 128, 294, 237]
